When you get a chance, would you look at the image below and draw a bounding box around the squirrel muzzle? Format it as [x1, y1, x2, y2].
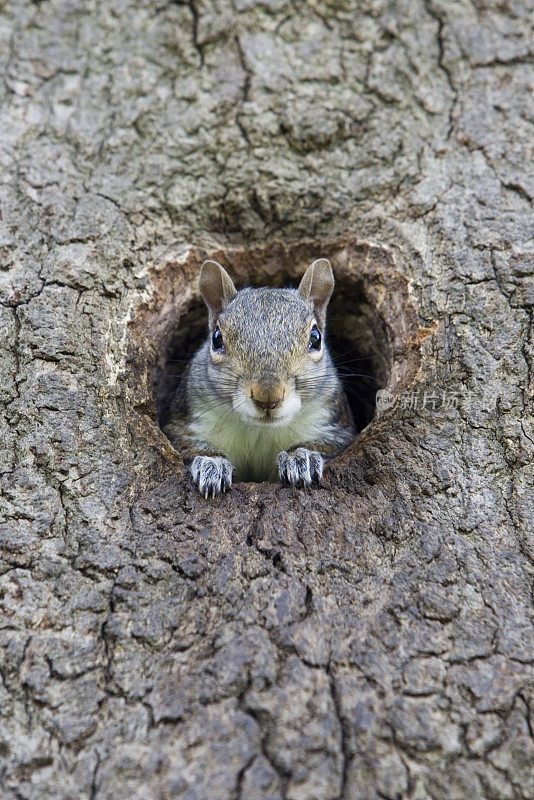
[249, 380, 286, 413]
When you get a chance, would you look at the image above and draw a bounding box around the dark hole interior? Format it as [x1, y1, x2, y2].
[154, 273, 390, 438]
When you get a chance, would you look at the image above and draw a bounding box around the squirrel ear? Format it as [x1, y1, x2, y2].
[199, 260, 237, 325]
[298, 258, 334, 327]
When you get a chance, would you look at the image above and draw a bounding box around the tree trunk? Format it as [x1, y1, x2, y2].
[1, 1, 532, 799]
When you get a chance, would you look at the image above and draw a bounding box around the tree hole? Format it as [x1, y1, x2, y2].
[128, 239, 421, 475]
[153, 275, 389, 434]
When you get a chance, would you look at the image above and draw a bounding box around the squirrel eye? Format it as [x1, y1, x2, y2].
[212, 327, 224, 351]
[309, 325, 322, 351]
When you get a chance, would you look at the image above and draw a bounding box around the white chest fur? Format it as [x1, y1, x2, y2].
[189, 399, 333, 481]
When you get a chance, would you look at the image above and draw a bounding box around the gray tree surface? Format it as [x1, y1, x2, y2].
[1, 1, 533, 799]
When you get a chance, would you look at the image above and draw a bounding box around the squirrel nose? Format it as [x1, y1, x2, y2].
[250, 382, 285, 411]
[253, 396, 282, 411]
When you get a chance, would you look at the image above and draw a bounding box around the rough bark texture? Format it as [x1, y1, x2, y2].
[1, 1, 533, 799]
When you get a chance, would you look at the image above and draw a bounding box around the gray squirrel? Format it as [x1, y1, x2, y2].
[164, 258, 355, 497]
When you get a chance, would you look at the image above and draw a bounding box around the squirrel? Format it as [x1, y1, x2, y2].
[164, 258, 355, 497]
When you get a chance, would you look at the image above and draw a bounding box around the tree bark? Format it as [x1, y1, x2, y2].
[1, 1, 532, 799]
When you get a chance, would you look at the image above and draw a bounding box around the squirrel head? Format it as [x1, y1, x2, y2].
[198, 259, 337, 427]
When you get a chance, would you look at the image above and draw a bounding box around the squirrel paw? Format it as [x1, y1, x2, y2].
[190, 456, 234, 498]
[277, 448, 324, 488]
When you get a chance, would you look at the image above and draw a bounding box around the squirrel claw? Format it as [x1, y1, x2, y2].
[190, 456, 234, 498]
[277, 448, 324, 488]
